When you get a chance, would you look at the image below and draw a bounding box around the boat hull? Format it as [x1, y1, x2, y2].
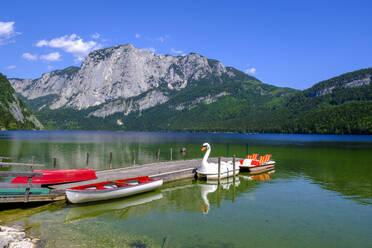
[66, 179, 163, 204]
[240, 160, 275, 169]
[248, 163, 275, 174]
[11, 169, 96, 185]
[197, 168, 240, 180]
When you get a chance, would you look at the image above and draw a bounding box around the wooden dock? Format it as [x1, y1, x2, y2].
[51, 158, 231, 190]
[1, 157, 238, 203]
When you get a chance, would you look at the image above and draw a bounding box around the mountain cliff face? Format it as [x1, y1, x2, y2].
[10, 44, 242, 115]
[0, 73, 43, 130]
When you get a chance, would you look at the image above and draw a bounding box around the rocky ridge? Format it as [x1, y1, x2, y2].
[10, 44, 239, 117]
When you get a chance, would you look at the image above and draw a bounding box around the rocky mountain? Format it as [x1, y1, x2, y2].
[10, 44, 241, 115]
[0, 73, 43, 130]
[10, 44, 295, 130]
[8, 44, 372, 134]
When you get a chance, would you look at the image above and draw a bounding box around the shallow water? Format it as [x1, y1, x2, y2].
[0, 131, 371, 247]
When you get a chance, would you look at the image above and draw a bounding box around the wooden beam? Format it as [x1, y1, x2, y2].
[0, 194, 65, 203]
[0, 183, 42, 189]
[0, 172, 43, 177]
[0, 162, 44, 167]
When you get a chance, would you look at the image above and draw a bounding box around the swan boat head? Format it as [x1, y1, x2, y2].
[198, 143, 240, 179]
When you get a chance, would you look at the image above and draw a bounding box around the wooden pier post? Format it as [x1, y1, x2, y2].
[232, 155, 236, 203]
[218, 157, 221, 183]
[109, 152, 112, 169]
[53, 157, 56, 168]
[86, 153, 89, 168]
[217, 184, 221, 208]
[233, 155, 236, 177]
[157, 148, 160, 161]
[31, 156, 35, 171]
[24, 156, 35, 202]
[133, 150, 136, 165]
[170, 148, 173, 161]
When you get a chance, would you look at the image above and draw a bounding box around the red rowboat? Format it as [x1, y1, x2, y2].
[10, 168, 96, 185]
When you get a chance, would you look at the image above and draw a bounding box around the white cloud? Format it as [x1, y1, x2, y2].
[5, 65, 16, 70]
[47, 65, 54, 70]
[0, 21, 21, 45]
[156, 34, 170, 43]
[36, 34, 101, 61]
[40, 52, 61, 61]
[135, 33, 140, 38]
[91, 32, 100, 39]
[145, 47, 156, 53]
[245, 67, 256, 74]
[22, 53, 38, 61]
[171, 48, 183, 54]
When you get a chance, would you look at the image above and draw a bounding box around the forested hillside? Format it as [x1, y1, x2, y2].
[0, 73, 42, 130]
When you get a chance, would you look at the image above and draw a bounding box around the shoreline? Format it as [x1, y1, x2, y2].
[0, 225, 39, 248]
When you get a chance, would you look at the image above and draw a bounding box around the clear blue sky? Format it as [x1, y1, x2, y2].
[1, 0, 372, 89]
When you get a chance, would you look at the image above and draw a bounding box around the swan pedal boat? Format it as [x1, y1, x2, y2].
[66, 176, 163, 204]
[197, 143, 240, 180]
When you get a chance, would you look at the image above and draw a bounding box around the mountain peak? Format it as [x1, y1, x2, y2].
[10, 43, 259, 111]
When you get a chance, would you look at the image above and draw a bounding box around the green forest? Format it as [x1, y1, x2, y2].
[0, 73, 38, 130]
[2, 68, 372, 134]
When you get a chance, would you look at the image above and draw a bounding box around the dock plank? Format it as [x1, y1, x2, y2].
[0, 172, 43, 177]
[0, 162, 44, 167]
[0, 183, 42, 189]
[51, 157, 237, 190]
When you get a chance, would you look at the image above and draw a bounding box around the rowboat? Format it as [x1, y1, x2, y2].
[66, 176, 163, 204]
[10, 169, 96, 185]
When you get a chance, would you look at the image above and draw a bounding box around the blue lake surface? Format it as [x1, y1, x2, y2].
[0, 131, 371, 247]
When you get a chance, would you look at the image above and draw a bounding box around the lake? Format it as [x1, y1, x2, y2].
[0, 131, 371, 248]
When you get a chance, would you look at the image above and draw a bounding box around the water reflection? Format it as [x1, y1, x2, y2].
[65, 192, 163, 223]
[240, 171, 274, 182]
[201, 177, 240, 214]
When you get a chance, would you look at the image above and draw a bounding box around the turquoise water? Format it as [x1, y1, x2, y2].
[0, 131, 371, 247]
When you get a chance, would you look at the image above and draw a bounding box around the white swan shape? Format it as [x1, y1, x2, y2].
[197, 143, 240, 180]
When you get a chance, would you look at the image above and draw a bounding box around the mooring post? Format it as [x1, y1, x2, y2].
[217, 184, 221, 208]
[109, 152, 113, 169]
[233, 155, 236, 178]
[53, 157, 56, 168]
[86, 153, 89, 168]
[25, 156, 35, 203]
[133, 150, 136, 165]
[157, 148, 160, 161]
[170, 148, 173, 161]
[226, 144, 230, 157]
[31, 156, 35, 171]
[218, 157, 221, 183]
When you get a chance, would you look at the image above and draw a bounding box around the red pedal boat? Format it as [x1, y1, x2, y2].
[11, 168, 96, 185]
